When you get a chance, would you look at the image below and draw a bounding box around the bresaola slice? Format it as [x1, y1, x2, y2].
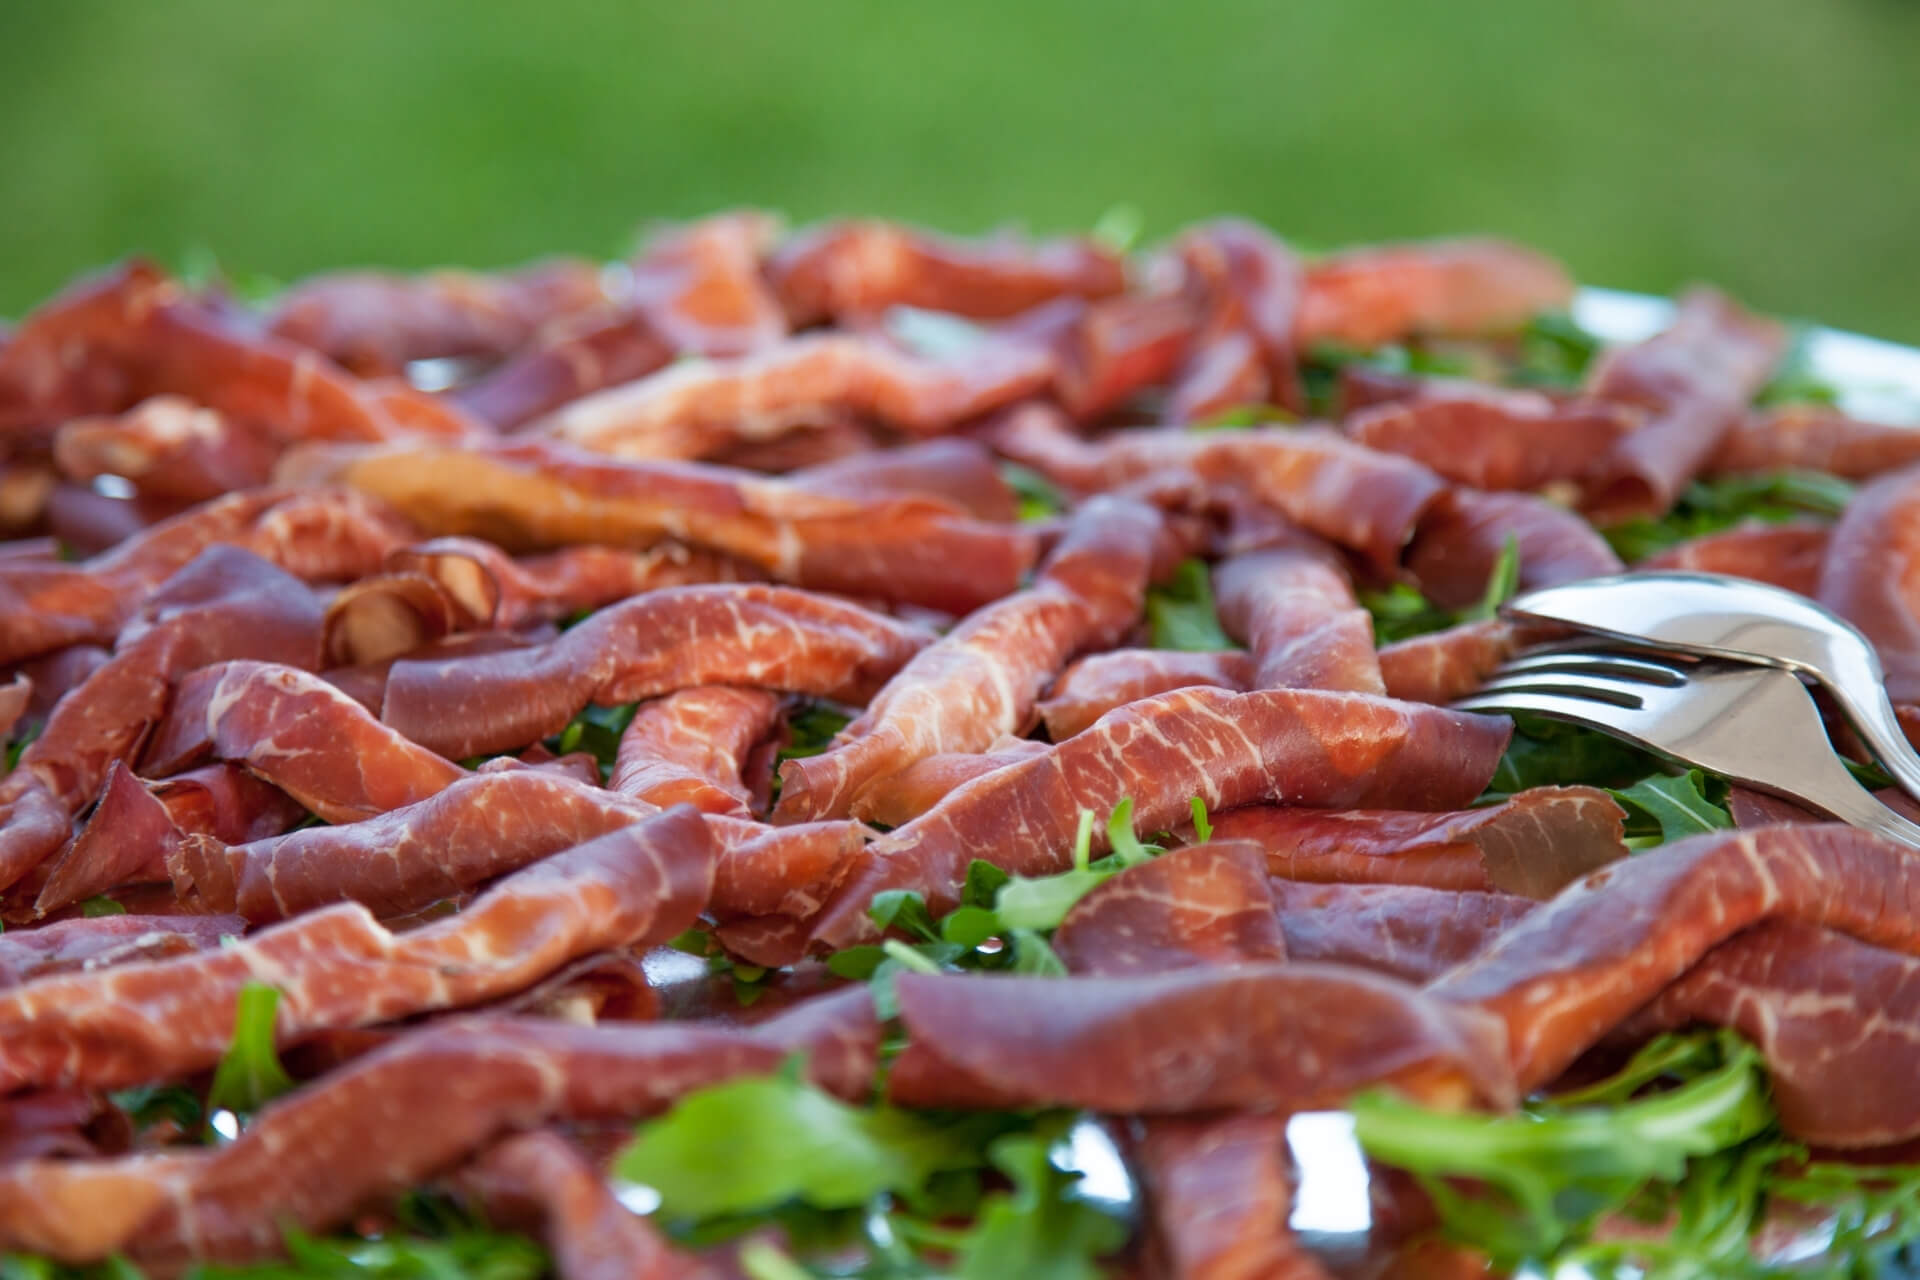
[380, 583, 932, 759]
[611, 686, 784, 815]
[457, 1131, 719, 1280]
[532, 333, 1055, 459]
[294, 438, 1038, 613]
[1405, 488, 1623, 609]
[1294, 239, 1573, 348]
[1209, 787, 1626, 899]
[1430, 823, 1920, 1091]
[51, 397, 280, 503]
[1577, 287, 1787, 522]
[0, 988, 879, 1266]
[626, 211, 788, 358]
[1053, 842, 1288, 977]
[1211, 541, 1381, 692]
[144, 661, 464, 821]
[0, 807, 717, 1092]
[1642, 521, 1831, 595]
[1129, 1112, 1332, 1280]
[0, 912, 244, 988]
[775, 496, 1164, 821]
[1273, 881, 1536, 983]
[1037, 649, 1253, 740]
[768, 220, 1125, 324]
[887, 966, 1515, 1112]
[847, 740, 1052, 828]
[1712, 405, 1920, 481]
[1819, 462, 1920, 700]
[1344, 382, 1634, 491]
[1168, 219, 1307, 419]
[788, 437, 1018, 520]
[1376, 619, 1528, 706]
[1627, 920, 1920, 1148]
[804, 685, 1512, 949]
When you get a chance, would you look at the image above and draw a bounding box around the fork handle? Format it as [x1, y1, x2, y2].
[1792, 769, 1920, 850]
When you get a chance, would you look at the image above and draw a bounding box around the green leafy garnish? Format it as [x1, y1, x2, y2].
[79, 896, 127, 918]
[205, 983, 294, 1120]
[1754, 325, 1843, 409]
[1145, 558, 1234, 651]
[999, 462, 1069, 522]
[1350, 1030, 1773, 1266]
[614, 1068, 1013, 1220]
[1607, 770, 1734, 844]
[546, 701, 639, 780]
[1188, 402, 1297, 430]
[1509, 311, 1604, 389]
[4, 720, 39, 773]
[948, 1133, 1129, 1280]
[1602, 469, 1854, 562]
[1359, 535, 1520, 645]
[1090, 203, 1145, 255]
[109, 1084, 204, 1136]
[1485, 714, 1670, 796]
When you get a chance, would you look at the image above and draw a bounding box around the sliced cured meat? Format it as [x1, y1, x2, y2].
[1037, 649, 1253, 740]
[170, 768, 643, 920]
[1212, 542, 1382, 692]
[148, 763, 306, 844]
[531, 333, 1055, 460]
[627, 210, 787, 357]
[775, 496, 1163, 821]
[317, 570, 473, 666]
[1642, 521, 1830, 595]
[1377, 619, 1525, 706]
[612, 686, 784, 816]
[0, 548, 324, 893]
[1, 806, 715, 1092]
[705, 817, 867, 920]
[18, 646, 110, 720]
[451, 309, 675, 430]
[1210, 786, 1625, 899]
[458, 1130, 719, 1280]
[1272, 881, 1536, 983]
[143, 661, 464, 821]
[1129, 1112, 1332, 1280]
[1819, 463, 1920, 700]
[847, 740, 1051, 828]
[51, 396, 280, 502]
[1628, 920, 1920, 1147]
[296, 438, 1038, 614]
[35, 761, 180, 911]
[1042, 292, 1196, 420]
[0, 988, 876, 1265]
[1406, 488, 1623, 609]
[1345, 383, 1633, 491]
[380, 583, 932, 759]
[0, 487, 286, 665]
[1578, 288, 1786, 521]
[989, 413, 1448, 572]
[391, 536, 753, 632]
[1295, 239, 1573, 348]
[1712, 405, 1920, 481]
[769, 220, 1124, 324]
[1430, 823, 1920, 1090]
[887, 966, 1515, 1112]
[1053, 842, 1287, 976]
[806, 685, 1512, 948]
[0, 911, 242, 988]
[789, 437, 1018, 521]
[266, 259, 608, 378]
[1168, 220, 1307, 419]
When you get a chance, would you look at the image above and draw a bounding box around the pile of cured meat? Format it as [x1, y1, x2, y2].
[4, 213, 1920, 1278]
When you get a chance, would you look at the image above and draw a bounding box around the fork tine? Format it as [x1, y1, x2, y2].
[1492, 649, 1693, 687]
[1469, 674, 1648, 709]
[1451, 689, 1664, 750]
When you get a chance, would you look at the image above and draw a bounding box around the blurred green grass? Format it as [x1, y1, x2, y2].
[3, 0, 1917, 340]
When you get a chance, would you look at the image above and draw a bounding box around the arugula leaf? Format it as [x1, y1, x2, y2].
[1189, 796, 1213, 843]
[999, 461, 1069, 523]
[1607, 770, 1734, 844]
[950, 1133, 1129, 1280]
[182, 1224, 547, 1279]
[4, 720, 39, 773]
[1602, 469, 1853, 562]
[1350, 1030, 1772, 1265]
[1754, 325, 1843, 409]
[205, 984, 294, 1120]
[613, 1071, 1009, 1220]
[79, 896, 126, 918]
[778, 702, 854, 764]
[1509, 311, 1603, 390]
[546, 701, 639, 780]
[867, 890, 942, 945]
[109, 1084, 204, 1137]
[1485, 715, 1668, 796]
[1188, 402, 1298, 431]
[1145, 558, 1234, 651]
[1360, 537, 1521, 646]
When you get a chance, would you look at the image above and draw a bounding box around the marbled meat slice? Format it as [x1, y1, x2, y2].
[611, 686, 784, 815]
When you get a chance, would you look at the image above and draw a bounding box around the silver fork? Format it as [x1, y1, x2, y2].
[1453, 646, 1920, 849]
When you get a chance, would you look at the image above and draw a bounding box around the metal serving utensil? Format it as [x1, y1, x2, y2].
[1501, 571, 1920, 804]
[1454, 645, 1920, 849]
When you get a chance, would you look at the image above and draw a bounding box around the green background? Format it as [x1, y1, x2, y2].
[4, 0, 1917, 341]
